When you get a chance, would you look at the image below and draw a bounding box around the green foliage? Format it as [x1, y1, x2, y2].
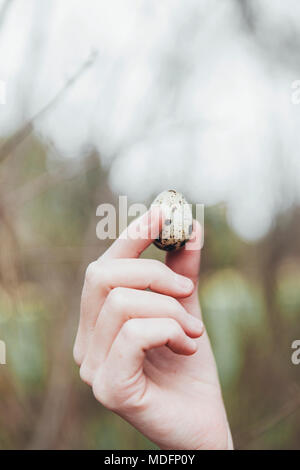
[200, 269, 266, 387]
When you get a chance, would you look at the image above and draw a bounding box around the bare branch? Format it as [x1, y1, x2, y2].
[0, 50, 98, 164]
[237, 388, 300, 449]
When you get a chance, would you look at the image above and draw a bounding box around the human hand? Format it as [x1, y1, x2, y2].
[73, 208, 233, 450]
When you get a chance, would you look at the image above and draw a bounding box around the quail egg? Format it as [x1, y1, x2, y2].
[151, 190, 193, 251]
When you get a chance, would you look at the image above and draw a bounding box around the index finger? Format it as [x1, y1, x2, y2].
[101, 206, 163, 260]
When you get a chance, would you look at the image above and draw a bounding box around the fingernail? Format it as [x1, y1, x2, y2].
[187, 315, 204, 333]
[176, 275, 194, 291]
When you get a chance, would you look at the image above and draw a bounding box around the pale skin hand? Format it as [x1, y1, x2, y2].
[73, 208, 233, 450]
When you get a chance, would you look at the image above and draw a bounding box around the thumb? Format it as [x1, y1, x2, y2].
[165, 220, 203, 317]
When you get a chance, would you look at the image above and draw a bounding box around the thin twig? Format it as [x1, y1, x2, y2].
[237, 390, 300, 449]
[0, 51, 98, 164]
[3, 152, 101, 211]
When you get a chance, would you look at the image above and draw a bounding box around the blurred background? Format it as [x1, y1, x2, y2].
[0, 0, 300, 450]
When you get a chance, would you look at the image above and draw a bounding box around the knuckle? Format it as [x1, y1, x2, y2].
[168, 318, 182, 338]
[149, 258, 163, 269]
[92, 373, 115, 411]
[105, 287, 128, 311]
[167, 297, 187, 323]
[121, 318, 139, 341]
[85, 261, 98, 285]
[73, 343, 83, 367]
[149, 258, 168, 274]
[79, 362, 93, 386]
[85, 261, 108, 289]
[167, 295, 181, 312]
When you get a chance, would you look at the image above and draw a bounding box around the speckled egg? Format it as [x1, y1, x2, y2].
[151, 190, 193, 251]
